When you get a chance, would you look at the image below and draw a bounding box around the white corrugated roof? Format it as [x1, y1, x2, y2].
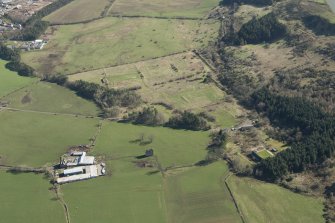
[63, 167, 83, 175]
[79, 156, 94, 165]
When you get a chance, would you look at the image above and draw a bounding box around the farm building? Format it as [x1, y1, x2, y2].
[60, 151, 95, 168]
[55, 151, 106, 184]
[56, 163, 106, 184]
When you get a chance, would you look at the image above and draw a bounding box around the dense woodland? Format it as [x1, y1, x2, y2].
[303, 15, 335, 36]
[252, 88, 335, 181]
[67, 80, 141, 110]
[223, 13, 286, 45]
[220, 0, 274, 7]
[128, 107, 164, 126]
[165, 111, 210, 131]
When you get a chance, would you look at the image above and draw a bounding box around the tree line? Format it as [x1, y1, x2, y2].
[45, 77, 142, 110]
[13, 0, 74, 40]
[0, 43, 35, 76]
[252, 88, 335, 181]
[220, 0, 274, 7]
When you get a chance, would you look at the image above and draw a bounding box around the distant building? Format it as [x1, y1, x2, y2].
[145, 149, 154, 157]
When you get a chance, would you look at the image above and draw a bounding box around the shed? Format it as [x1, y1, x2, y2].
[63, 167, 84, 176]
[145, 149, 154, 157]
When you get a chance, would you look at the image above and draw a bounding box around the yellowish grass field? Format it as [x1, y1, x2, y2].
[44, 0, 112, 24]
[110, 0, 220, 18]
[22, 18, 219, 75]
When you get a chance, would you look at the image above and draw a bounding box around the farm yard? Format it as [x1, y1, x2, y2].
[22, 17, 219, 75]
[110, 0, 220, 18]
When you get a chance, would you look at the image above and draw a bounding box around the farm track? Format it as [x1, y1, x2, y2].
[53, 184, 71, 223]
[89, 120, 104, 148]
[102, 0, 117, 17]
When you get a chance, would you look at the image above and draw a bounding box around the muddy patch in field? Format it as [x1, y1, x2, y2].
[21, 91, 32, 104]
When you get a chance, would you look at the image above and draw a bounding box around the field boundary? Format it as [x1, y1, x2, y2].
[66, 50, 189, 76]
[49, 14, 213, 26]
[109, 14, 205, 21]
[53, 185, 71, 223]
[102, 0, 117, 17]
[224, 173, 247, 223]
[0, 106, 101, 119]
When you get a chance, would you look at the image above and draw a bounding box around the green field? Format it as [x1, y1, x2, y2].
[21, 17, 219, 74]
[0, 60, 36, 98]
[256, 149, 274, 159]
[62, 159, 167, 223]
[0, 171, 66, 223]
[165, 162, 242, 223]
[0, 111, 98, 167]
[94, 121, 209, 168]
[3, 81, 100, 115]
[44, 0, 112, 24]
[228, 176, 325, 223]
[110, 0, 220, 18]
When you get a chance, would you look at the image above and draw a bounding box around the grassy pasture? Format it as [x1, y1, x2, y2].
[165, 162, 242, 223]
[110, 0, 220, 18]
[3, 81, 99, 115]
[256, 149, 273, 159]
[44, 0, 112, 24]
[69, 52, 228, 119]
[22, 18, 219, 75]
[0, 111, 98, 167]
[0, 60, 36, 98]
[94, 121, 209, 168]
[62, 159, 167, 223]
[228, 176, 325, 223]
[208, 106, 237, 128]
[0, 171, 66, 223]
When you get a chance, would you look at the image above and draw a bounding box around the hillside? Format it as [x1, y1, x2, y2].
[0, 0, 334, 222]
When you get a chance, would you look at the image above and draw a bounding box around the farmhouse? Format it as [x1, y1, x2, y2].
[56, 152, 106, 184]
